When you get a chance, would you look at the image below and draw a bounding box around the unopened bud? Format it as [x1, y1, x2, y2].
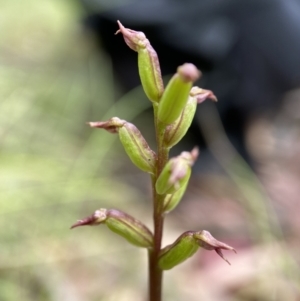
[164, 86, 217, 148]
[158, 231, 199, 270]
[89, 118, 156, 174]
[116, 21, 163, 102]
[157, 64, 200, 125]
[155, 147, 198, 195]
[71, 208, 154, 248]
[194, 230, 236, 265]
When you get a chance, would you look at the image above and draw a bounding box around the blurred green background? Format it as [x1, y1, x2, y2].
[1, 0, 300, 300]
[0, 1, 152, 300]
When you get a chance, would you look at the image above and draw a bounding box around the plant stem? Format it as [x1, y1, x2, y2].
[148, 105, 169, 301]
[148, 178, 164, 301]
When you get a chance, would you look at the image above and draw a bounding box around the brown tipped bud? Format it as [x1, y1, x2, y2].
[89, 117, 156, 174]
[157, 64, 201, 125]
[116, 21, 163, 102]
[155, 147, 199, 195]
[193, 230, 236, 265]
[71, 209, 154, 248]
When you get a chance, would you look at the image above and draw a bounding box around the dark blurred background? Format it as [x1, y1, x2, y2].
[82, 0, 300, 164]
[1, 0, 300, 300]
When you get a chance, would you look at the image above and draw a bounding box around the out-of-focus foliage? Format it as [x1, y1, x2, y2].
[0, 1, 151, 300]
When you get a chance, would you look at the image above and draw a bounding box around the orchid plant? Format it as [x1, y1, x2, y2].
[71, 21, 236, 301]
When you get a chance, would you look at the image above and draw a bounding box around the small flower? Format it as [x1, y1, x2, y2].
[89, 117, 156, 174]
[158, 230, 236, 270]
[71, 209, 154, 249]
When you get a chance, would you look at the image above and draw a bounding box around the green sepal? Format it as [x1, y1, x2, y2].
[163, 95, 197, 148]
[163, 176, 189, 213]
[119, 123, 156, 174]
[158, 231, 199, 270]
[138, 44, 164, 102]
[89, 118, 156, 174]
[105, 209, 154, 248]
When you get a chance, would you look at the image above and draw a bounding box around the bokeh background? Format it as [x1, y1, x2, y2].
[1, 0, 300, 300]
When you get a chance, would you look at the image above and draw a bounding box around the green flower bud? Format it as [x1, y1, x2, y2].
[115, 21, 164, 103]
[163, 177, 189, 213]
[155, 147, 198, 195]
[158, 231, 199, 270]
[71, 208, 154, 248]
[89, 118, 156, 174]
[164, 86, 217, 148]
[157, 64, 200, 125]
[193, 230, 236, 265]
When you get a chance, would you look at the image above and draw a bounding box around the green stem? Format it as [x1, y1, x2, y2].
[148, 105, 169, 301]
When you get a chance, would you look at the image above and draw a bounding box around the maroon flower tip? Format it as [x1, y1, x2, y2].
[196, 91, 218, 103]
[190, 87, 218, 103]
[88, 121, 105, 128]
[215, 248, 236, 265]
[70, 215, 96, 229]
[194, 230, 236, 265]
[179, 147, 199, 165]
[88, 118, 126, 133]
[115, 20, 147, 52]
[190, 146, 199, 161]
[88, 121, 118, 133]
[115, 20, 124, 35]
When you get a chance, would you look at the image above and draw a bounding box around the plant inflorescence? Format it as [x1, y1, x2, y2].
[71, 21, 235, 301]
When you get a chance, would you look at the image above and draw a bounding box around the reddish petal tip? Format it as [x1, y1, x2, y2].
[70, 215, 96, 229]
[70, 220, 85, 229]
[88, 121, 100, 128]
[215, 249, 232, 265]
[115, 20, 123, 35]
